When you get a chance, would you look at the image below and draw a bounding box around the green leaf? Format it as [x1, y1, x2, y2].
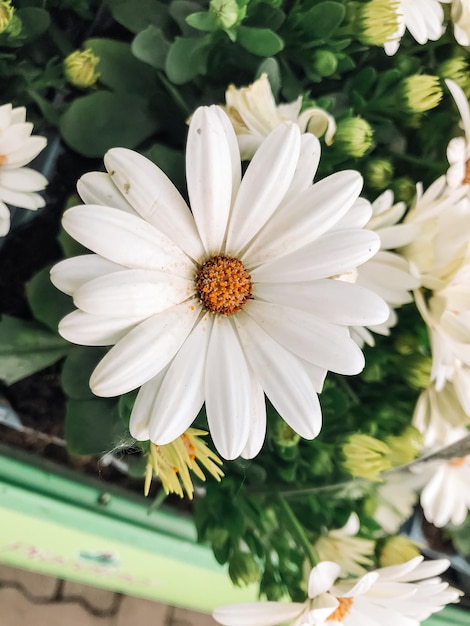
[237, 26, 284, 56]
[165, 36, 211, 84]
[86, 38, 157, 94]
[65, 398, 126, 456]
[16, 8, 51, 42]
[106, 0, 170, 34]
[61, 346, 107, 400]
[186, 11, 219, 32]
[60, 91, 159, 158]
[301, 2, 345, 40]
[255, 57, 281, 99]
[26, 267, 74, 333]
[170, 1, 202, 36]
[0, 315, 71, 385]
[131, 26, 170, 69]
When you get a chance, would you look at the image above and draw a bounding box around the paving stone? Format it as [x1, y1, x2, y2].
[171, 607, 218, 626]
[62, 579, 118, 612]
[0, 587, 113, 626]
[0, 564, 58, 600]
[113, 594, 169, 625]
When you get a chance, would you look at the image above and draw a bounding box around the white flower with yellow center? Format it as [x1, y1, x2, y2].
[0, 103, 48, 236]
[411, 427, 470, 527]
[224, 73, 336, 160]
[445, 79, 470, 189]
[51, 105, 387, 460]
[348, 190, 419, 346]
[384, 0, 446, 56]
[213, 557, 460, 626]
[314, 513, 375, 577]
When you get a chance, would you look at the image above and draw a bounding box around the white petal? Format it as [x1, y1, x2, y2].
[104, 148, 204, 260]
[90, 302, 201, 396]
[281, 133, 321, 203]
[62, 205, 194, 277]
[0, 185, 44, 210]
[235, 312, 322, 440]
[251, 230, 380, 283]
[148, 313, 214, 444]
[246, 300, 365, 375]
[129, 368, 167, 441]
[50, 254, 124, 296]
[331, 197, 371, 230]
[213, 602, 304, 626]
[0, 167, 48, 192]
[0, 201, 10, 236]
[59, 310, 141, 346]
[308, 562, 341, 597]
[186, 107, 233, 255]
[240, 376, 267, 460]
[254, 279, 389, 326]
[210, 105, 242, 206]
[446, 79, 470, 142]
[244, 170, 363, 268]
[77, 172, 137, 214]
[0, 123, 33, 153]
[3, 136, 47, 169]
[225, 123, 301, 253]
[205, 317, 251, 459]
[74, 269, 195, 317]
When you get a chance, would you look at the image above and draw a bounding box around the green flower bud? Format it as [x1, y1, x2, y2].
[379, 535, 421, 567]
[312, 49, 338, 77]
[365, 158, 394, 189]
[438, 56, 470, 99]
[64, 48, 100, 89]
[210, 0, 245, 29]
[272, 418, 300, 448]
[394, 334, 420, 356]
[401, 354, 432, 390]
[342, 433, 392, 481]
[392, 176, 416, 204]
[399, 75, 443, 113]
[353, 0, 400, 46]
[229, 551, 260, 586]
[385, 426, 423, 466]
[334, 117, 374, 157]
[0, 0, 14, 34]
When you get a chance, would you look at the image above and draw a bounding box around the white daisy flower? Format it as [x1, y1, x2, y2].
[224, 73, 336, 160]
[384, 0, 446, 56]
[213, 557, 460, 626]
[445, 79, 470, 189]
[347, 189, 419, 346]
[411, 427, 470, 527]
[314, 513, 375, 577]
[451, 0, 470, 45]
[51, 105, 387, 460]
[0, 103, 48, 236]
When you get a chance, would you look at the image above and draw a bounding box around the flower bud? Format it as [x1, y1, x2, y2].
[352, 0, 400, 46]
[365, 158, 394, 189]
[210, 0, 244, 29]
[400, 75, 443, 113]
[385, 426, 423, 466]
[342, 433, 392, 480]
[0, 0, 14, 34]
[334, 117, 374, 157]
[379, 535, 421, 567]
[229, 551, 260, 586]
[392, 176, 416, 204]
[438, 56, 470, 99]
[64, 48, 100, 89]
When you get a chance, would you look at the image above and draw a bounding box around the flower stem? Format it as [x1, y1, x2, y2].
[276, 494, 318, 567]
[148, 488, 168, 514]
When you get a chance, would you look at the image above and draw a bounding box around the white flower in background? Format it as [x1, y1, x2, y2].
[413, 380, 470, 448]
[314, 513, 375, 577]
[348, 190, 419, 346]
[451, 0, 470, 45]
[384, 0, 445, 56]
[0, 103, 48, 236]
[224, 73, 336, 160]
[213, 557, 460, 626]
[51, 106, 387, 461]
[411, 427, 470, 527]
[445, 79, 470, 189]
[372, 472, 419, 533]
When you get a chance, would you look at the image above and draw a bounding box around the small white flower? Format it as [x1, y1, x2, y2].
[348, 190, 419, 346]
[315, 513, 375, 577]
[224, 74, 336, 160]
[213, 557, 460, 626]
[411, 427, 470, 527]
[51, 106, 387, 461]
[445, 79, 470, 189]
[384, 0, 445, 56]
[0, 103, 48, 236]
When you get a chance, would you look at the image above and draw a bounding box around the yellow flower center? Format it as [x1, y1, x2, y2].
[196, 255, 252, 315]
[463, 159, 470, 185]
[327, 597, 354, 621]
